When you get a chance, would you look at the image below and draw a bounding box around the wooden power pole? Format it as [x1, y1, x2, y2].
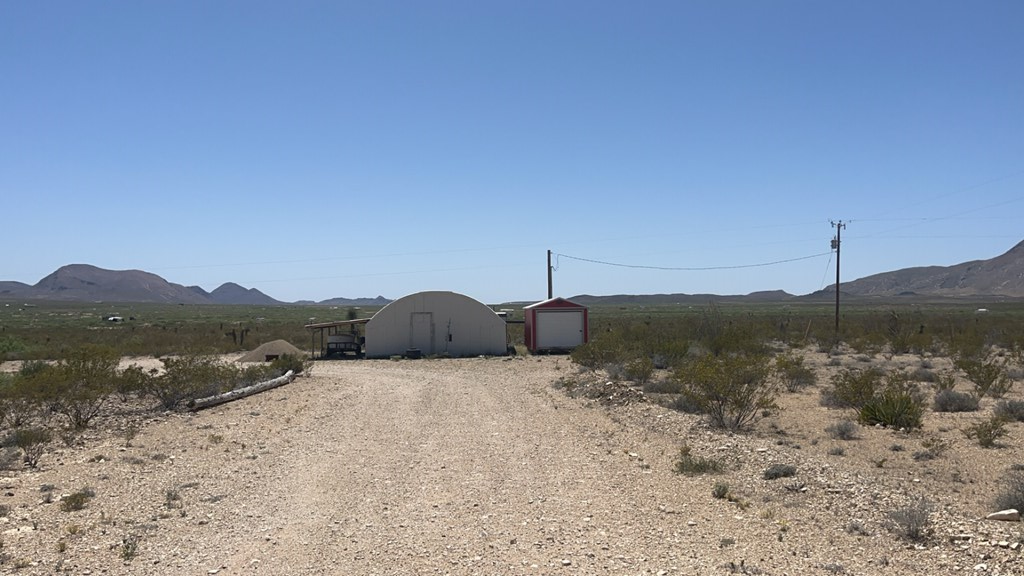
[831, 220, 846, 341]
[547, 250, 553, 299]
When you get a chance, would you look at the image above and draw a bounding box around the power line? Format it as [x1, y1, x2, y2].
[554, 250, 832, 272]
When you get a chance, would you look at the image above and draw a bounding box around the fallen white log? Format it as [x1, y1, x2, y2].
[189, 370, 295, 411]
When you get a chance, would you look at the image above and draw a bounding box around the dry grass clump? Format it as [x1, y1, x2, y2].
[932, 389, 979, 412]
[763, 463, 797, 480]
[825, 420, 859, 441]
[887, 497, 933, 541]
[675, 444, 725, 476]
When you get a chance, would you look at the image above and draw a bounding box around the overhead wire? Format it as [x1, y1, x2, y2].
[554, 250, 832, 272]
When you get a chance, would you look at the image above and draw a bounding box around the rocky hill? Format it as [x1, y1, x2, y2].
[31, 264, 209, 304]
[2, 265, 280, 305]
[208, 282, 284, 305]
[838, 240, 1024, 297]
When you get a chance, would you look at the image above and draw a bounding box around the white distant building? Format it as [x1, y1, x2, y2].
[364, 291, 507, 358]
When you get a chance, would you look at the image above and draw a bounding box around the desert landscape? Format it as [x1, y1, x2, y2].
[2, 345, 1024, 576]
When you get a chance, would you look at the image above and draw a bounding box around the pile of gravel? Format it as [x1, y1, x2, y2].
[236, 339, 307, 363]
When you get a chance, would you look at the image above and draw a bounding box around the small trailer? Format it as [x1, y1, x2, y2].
[305, 318, 369, 359]
[326, 333, 363, 357]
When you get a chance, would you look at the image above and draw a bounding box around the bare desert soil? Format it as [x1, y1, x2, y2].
[3, 353, 1024, 575]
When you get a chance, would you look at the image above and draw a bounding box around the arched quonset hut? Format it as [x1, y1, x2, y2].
[364, 291, 507, 358]
[523, 297, 588, 353]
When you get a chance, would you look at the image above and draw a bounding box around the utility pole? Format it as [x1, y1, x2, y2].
[547, 250, 553, 299]
[831, 220, 846, 341]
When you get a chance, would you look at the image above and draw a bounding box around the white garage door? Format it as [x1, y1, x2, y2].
[536, 310, 584, 349]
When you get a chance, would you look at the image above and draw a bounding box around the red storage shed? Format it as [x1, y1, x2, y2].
[524, 297, 588, 353]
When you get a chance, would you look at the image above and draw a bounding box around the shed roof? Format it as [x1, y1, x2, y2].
[304, 318, 371, 330]
[524, 297, 587, 310]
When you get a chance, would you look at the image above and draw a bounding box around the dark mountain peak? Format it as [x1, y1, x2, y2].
[209, 282, 282, 305]
[33, 265, 208, 303]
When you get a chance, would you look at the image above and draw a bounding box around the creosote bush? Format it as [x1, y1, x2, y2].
[269, 353, 310, 376]
[822, 368, 884, 409]
[148, 354, 233, 410]
[32, 345, 121, 429]
[955, 357, 1012, 399]
[12, 427, 52, 468]
[674, 353, 779, 431]
[775, 353, 816, 392]
[623, 356, 654, 385]
[964, 416, 1009, 448]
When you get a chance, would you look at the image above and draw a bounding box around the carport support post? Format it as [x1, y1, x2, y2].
[547, 250, 553, 299]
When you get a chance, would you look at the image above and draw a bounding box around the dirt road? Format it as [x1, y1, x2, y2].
[8, 356, 1021, 575]
[215, 358, 692, 575]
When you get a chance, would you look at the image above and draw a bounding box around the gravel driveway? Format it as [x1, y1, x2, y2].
[6, 356, 1024, 575]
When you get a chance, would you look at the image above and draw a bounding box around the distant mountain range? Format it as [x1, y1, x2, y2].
[2, 241, 1022, 305]
[0, 264, 389, 306]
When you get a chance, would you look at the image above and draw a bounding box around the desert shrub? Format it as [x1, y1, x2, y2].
[956, 357, 1012, 399]
[909, 367, 938, 384]
[697, 302, 763, 356]
[270, 353, 310, 376]
[36, 345, 120, 429]
[887, 498, 932, 541]
[912, 436, 951, 461]
[665, 394, 704, 414]
[60, 489, 94, 512]
[675, 444, 724, 476]
[120, 535, 140, 561]
[11, 427, 51, 468]
[148, 354, 232, 410]
[115, 364, 152, 401]
[712, 482, 730, 499]
[993, 471, 1024, 512]
[0, 369, 45, 427]
[623, 356, 654, 385]
[933, 389, 979, 413]
[828, 446, 845, 456]
[823, 368, 883, 409]
[775, 353, 816, 392]
[0, 336, 27, 359]
[570, 332, 629, 370]
[934, 372, 957, 392]
[675, 353, 779, 431]
[18, 359, 50, 378]
[763, 463, 797, 480]
[825, 420, 859, 440]
[642, 378, 682, 394]
[964, 416, 1009, 448]
[886, 310, 913, 355]
[994, 400, 1024, 422]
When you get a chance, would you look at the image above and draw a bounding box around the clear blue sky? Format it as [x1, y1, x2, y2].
[4, 1, 1022, 303]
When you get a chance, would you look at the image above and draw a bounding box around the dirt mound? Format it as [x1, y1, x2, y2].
[237, 339, 307, 363]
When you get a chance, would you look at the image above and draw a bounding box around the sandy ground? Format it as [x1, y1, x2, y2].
[3, 354, 1024, 575]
